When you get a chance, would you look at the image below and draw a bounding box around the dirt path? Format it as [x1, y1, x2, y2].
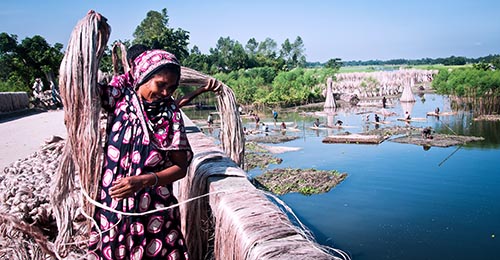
[0, 110, 66, 170]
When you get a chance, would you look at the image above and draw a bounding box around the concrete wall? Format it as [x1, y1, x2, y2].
[0, 92, 29, 113]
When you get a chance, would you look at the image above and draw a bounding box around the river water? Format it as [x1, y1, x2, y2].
[185, 93, 500, 260]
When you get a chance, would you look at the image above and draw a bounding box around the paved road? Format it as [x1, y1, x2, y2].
[0, 110, 67, 170]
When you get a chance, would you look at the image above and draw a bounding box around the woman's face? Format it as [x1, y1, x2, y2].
[138, 69, 179, 102]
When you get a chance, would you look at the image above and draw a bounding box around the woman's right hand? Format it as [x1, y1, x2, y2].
[204, 78, 222, 93]
[109, 175, 149, 199]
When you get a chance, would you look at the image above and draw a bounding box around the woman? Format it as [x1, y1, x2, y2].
[88, 50, 215, 259]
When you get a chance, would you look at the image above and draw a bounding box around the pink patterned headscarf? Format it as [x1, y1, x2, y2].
[132, 50, 180, 88]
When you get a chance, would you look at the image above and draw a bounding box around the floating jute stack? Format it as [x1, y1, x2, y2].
[324, 77, 337, 109]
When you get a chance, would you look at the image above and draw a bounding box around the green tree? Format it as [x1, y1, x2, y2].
[183, 45, 212, 73]
[210, 37, 249, 72]
[291, 36, 306, 68]
[257, 38, 278, 58]
[325, 58, 343, 70]
[0, 33, 63, 92]
[132, 8, 190, 61]
[245, 38, 258, 56]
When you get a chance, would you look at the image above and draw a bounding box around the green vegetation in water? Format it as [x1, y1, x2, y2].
[254, 168, 347, 196]
[432, 67, 500, 97]
[245, 153, 283, 171]
[244, 142, 283, 171]
[247, 135, 300, 144]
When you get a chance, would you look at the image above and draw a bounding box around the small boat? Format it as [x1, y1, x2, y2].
[370, 121, 391, 125]
[309, 126, 329, 130]
[426, 111, 456, 117]
[328, 125, 359, 129]
[397, 117, 427, 122]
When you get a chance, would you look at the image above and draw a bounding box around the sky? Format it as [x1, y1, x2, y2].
[1, 0, 499, 63]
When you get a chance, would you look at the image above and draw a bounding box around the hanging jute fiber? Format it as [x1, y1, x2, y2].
[179, 66, 245, 166]
[51, 10, 110, 258]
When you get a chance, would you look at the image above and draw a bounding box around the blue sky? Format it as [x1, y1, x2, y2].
[1, 0, 499, 62]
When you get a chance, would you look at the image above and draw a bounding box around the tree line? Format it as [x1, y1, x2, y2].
[341, 55, 500, 67]
[1, 8, 499, 107]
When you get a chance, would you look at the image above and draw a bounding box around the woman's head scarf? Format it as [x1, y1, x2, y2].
[132, 50, 180, 88]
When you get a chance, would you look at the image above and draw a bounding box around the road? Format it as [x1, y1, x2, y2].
[0, 110, 67, 170]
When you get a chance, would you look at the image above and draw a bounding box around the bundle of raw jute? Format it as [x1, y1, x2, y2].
[50, 10, 110, 257]
[180, 66, 245, 166]
[111, 41, 129, 75]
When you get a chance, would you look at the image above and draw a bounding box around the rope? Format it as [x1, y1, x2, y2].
[437, 116, 458, 135]
[79, 184, 226, 217]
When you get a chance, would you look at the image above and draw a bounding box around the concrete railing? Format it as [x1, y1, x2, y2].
[0, 92, 29, 113]
[177, 117, 339, 260]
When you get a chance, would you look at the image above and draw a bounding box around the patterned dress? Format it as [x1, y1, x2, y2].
[88, 73, 192, 260]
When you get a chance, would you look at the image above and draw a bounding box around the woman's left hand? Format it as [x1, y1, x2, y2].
[109, 175, 145, 199]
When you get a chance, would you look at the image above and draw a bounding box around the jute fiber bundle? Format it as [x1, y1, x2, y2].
[324, 77, 337, 109]
[179, 66, 245, 166]
[111, 41, 129, 75]
[51, 10, 110, 257]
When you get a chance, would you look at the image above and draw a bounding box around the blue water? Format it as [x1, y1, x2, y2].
[186, 94, 500, 260]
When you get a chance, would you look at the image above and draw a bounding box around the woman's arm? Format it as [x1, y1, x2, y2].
[109, 150, 189, 199]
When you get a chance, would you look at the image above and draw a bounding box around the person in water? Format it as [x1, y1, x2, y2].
[313, 118, 321, 127]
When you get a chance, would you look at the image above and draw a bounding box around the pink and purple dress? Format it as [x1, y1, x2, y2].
[88, 72, 192, 260]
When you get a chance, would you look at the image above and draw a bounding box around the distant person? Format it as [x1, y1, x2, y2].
[422, 126, 433, 139]
[435, 107, 440, 115]
[382, 96, 387, 108]
[261, 122, 269, 132]
[238, 106, 243, 115]
[280, 121, 287, 130]
[313, 118, 321, 127]
[207, 113, 214, 127]
[32, 78, 44, 97]
[335, 120, 343, 126]
[254, 114, 260, 127]
[374, 114, 380, 123]
[365, 114, 370, 121]
[405, 111, 411, 120]
[50, 81, 62, 108]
